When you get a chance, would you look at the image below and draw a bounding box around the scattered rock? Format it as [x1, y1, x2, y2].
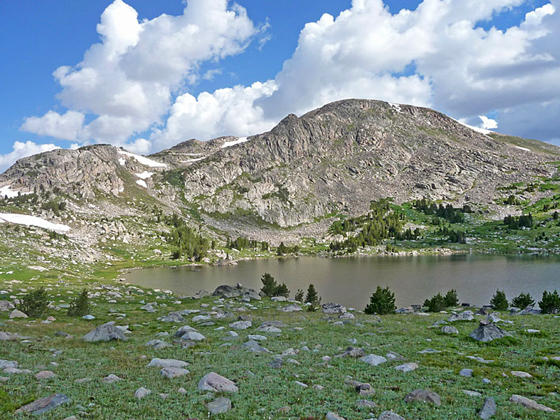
[161, 367, 189, 379]
[469, 322, 508, 342]
[207, 397, 232, 414]
[198, 372, 238, 393]
[82, 314, 95, 320]
[460, 369, 473, 377]
[83, 322, 127, 342]
[325, 412, 345, 420]
[395, 362, 418, 372]
[356, 399, 376, 409]
[448, 311, 474, 322]
[15, 394, 70, 415]
[337, 347, 365, 358]
[0, 360, 17, 370]
[157, 311, 185, 323]
[102, 374, 122, 384]
[479, 397, 496, 419]
[280, 304, 302, 312]
[229, 320, 251, 330]
[9, 309, 27, 319]
[463, 390, 482, 397]
[511, 370, 532, 378]
[134, 387, 151, 399]
[404, 389, 441, 406]
[35, 370, 56, 380]
[243, 340, 270, 353]
[0, 301, 15, 311]
[378, 411, 406, 420]
[442, 326, 459, 335]
[213, 284, 260, 300]
[145, 339, 170, 349]
[247, 334, 266, 341]
[509, 394, 555, 412]
[147, 358, 189, 369]
[322, 303, 347, 314]
[360, 354, 387, 366]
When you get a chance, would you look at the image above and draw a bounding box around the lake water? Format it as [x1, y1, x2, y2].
[125, 255, 560, 309]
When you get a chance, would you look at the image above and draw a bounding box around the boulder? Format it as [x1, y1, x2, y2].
[378, 411, 405, 420]
[134, 387, 151, 399]
[509, 394, 555, 412]
[9, 309, 27, 319]
[207, 397, 232, 414]
[395, 363, 418, 372]
[213, 285, 260, 300]
[243, 340, 270, 353]
[161, 367, 189, 379]
[280, 304, 302, 312]
[322, 303, 347, 314]
[198, 372, 238, 393]
[448, 310, 474, 322]
[479, 397, 496, 419]
[404, 389, 441, 406]
[229, 320, 252, 330]
[83, 322, 127, 342]
[0, 301, 15, 312]
[157, 311, 185, 323]
[147, 358, 189, 369]
[360, 354, 387, 366]
[15, 394, 70, 415]
[325, 412, 345, 420]
[441, 326, 459, 335]
[469, 321, 509, 342]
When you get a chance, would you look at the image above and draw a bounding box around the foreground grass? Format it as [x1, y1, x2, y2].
[1, 274, 559, 419]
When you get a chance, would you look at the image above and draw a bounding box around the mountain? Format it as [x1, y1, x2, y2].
[1, 99, 559, 260]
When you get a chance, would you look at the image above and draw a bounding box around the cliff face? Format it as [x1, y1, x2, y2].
[1, 99, 558, 235]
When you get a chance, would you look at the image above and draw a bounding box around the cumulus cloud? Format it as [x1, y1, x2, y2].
[21, 110, 85, 141]
[0, 141, 60, 173]
[19, 0, 560, 150]
[21, 0, 258, 144]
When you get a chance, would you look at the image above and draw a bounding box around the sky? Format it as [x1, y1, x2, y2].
[0, 0, 559, 172]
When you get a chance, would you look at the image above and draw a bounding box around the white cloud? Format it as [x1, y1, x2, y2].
[0, 141, 60, 173]
[479, 115, 498, 130]
[21, 0, 258, 143]
[21, 111, 85, 141]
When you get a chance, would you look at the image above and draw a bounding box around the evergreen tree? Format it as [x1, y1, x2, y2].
[364, 286, 396, 315]
[444, 289, 459, 307]
[68, 289, 90, 317]
[490, 290, 508, 310]
[305, 284, 320, 307]
[260, 273, 278, 297]
[511, 293, 534, 309]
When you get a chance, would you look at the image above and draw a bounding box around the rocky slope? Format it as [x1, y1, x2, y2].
[1, 99, 559, 249]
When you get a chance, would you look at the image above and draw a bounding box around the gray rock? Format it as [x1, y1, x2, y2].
[15, 394, 70, 415]
[0, 301, 15, 311]
[35, 370, 56, 380]
[207, 397, 232, 414]
[140, 303, 156, 312]
[280, 304, 302, 312]
[395, 362, 418, 372]
[442, 325, 459, 335]
[147, 358, 189, 369]
[517, 306, 541, 315]
[256, 325, 282, 333]
[247, 334, 266, 341]
[198, 372, 238, 393]
[157, 311, 184, 322]
[337, 346, 365, 358]
[463, 390, 482, 397]
[229, 320, 252, 330]
[83, 322, 127, 342]
[325, 412, 345, 420]
[448, 310, 474, 322]
[268, 357, 283, 369]
[479, 397, 496, 419]
[356, 399, 376, 409]
[134, 387, 151, 399]
[386, 351, 405, 361]
[9, 309, 27, 319]
[511, 370, 532, 378]
[460, 368, 473, 377]
[179, 331, 206, 341]
[469, 322, 508, 342]
[82, 314, 95, 320]
[102, 374, 122, 383]
[161, 367, 189, 379]
[243, 340, 270, 353]
[0, 331, 22, 341]
[360, 354, 387, 366]
[213, 284, 260, 300]
[509, 394, 555, 412]
[145, 339, 170, 349]
[378, 411, 406, 420]
[322, 302, 347, 314]
[0, 360, 17, 370]
[404, 389, 441, 406]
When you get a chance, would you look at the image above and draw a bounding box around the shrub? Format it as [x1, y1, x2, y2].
[260, 273, 278, 297]
[305, 284, 321, 311]
[294, 289, 304, 302]
[511, 293, 534, 309]
[539, 290, 560, 314]
[490, 290, 508, 310]
[424, 293, 446, 312]
[17, 287, 49, 317]
[67, 289, 90, 317]
[260, 273, 289, 297]
[444, 289, 459, 307]
[365, 286, 396, 315]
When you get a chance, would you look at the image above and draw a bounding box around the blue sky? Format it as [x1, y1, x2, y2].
[0, 0, 558, 171]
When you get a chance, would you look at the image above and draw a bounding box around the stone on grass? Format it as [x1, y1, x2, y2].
[337, 347, 365, 358]
[448, 311, 474, 322]
[0, 331, 22, 341]
[479, 397, 496, 419]
[469, 322, 508, 342]
[147, 358, 189, 369]
[102, 374, 122, 384]
[9, 309, 27, 319]
[174, 325, 197, 337]
[325, 412, 345, 420]
[229, 320, 251, 330]
[247, 334, 266, 341]
[378, 411, 405, 420]
[15, 394, 70, 415]
[135, 387, 151, 399]
[509, 394, 555, 412]
[322, 303, 347, 314]
[145, 339, 170, 349]
[179, 331, 206, 341]
[82, 314, 95, 320]
[356, 399, 376, 409]
[0, 301, 15, 311]
[464, 390, 482, 397]
[360, 354, 387, 366]
[256, 324, 282, 334]
[161, 367, 189, 379]
[460, 369, 473, 377]
[198, 372, 238, 393]
[404, 389, 441, 406]
[442, 326, 459, 335]
[157, 312, 185, 323]
[83, 322, 127, 342]
[511, 371, 532, 378]
[280, 304, 302, 312]
[35, 370, 56, 380]
[395, 362, 418, 372]
[243, 340, 270, 353]
[207, 397, 232, 414]
[0, 360, 17, 370]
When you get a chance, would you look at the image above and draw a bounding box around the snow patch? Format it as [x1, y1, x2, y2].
[514, 145, 531, 152]
[456, 119, 493, 135]
[181, 157, 207, 164]
[136, 179, 148, 188]
[222, 137, 249, 148]
[182, 153, 204, 157]
[388, 102, 402, 113]
[0, 185, 31, 199]
[118, 150, 167, 168]
[135, 171, 154, 179]
[118, 157, 126, 166]
[0, 213, 70, 233]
